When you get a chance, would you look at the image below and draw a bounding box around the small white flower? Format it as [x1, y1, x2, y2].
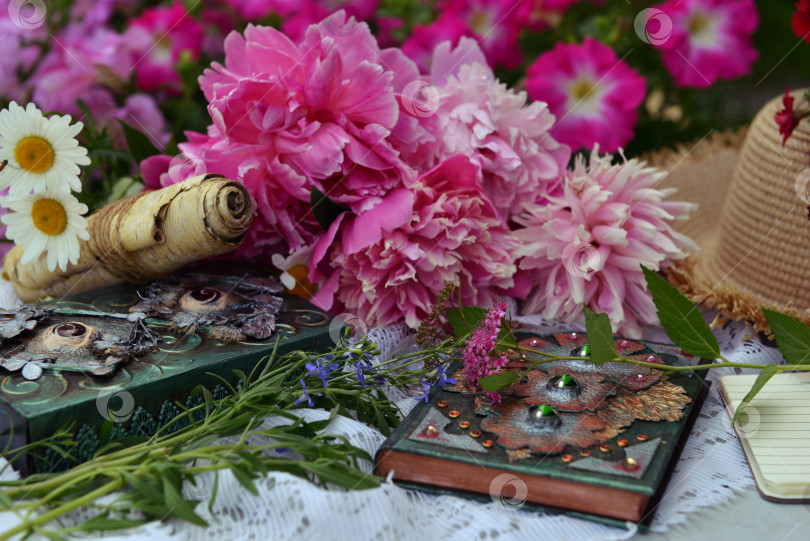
[1, 190, 90, 271]
[271, 246, 316, 298]
[0, 101, 90, 196]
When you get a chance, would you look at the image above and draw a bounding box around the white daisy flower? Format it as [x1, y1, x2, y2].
[0, 101, 90, 197]
[1, 190, 90, 272]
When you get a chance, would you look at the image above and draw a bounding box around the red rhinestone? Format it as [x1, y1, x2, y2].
[580, 450, 591, 457]
[448, 410, 460, 418]
[437, 400, 448, 408]
[459, 421, 470, 429]
[618, 439, 628, 447]
[637, 434, 648, 441]
[561, 454, 573, 463]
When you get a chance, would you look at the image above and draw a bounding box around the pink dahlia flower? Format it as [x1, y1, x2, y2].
[653, 0, 758, 88]
[124, 1, 205, 93]
[526, 38, 646, 153]
[143, 12, 418, 258]
[420, 38, 570, 220]
[317, 155, 520, 328]
[513, 148, 698, 338]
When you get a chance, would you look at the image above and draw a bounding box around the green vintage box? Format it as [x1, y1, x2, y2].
[0, 281, 336, 477]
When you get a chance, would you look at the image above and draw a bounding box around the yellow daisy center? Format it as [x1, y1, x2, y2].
[31, 199, 68, 236]
[571, 78, 595, 100]
[15, 136, 55, 174]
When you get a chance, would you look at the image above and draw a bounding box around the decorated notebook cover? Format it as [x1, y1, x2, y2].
[720, 372, 810, 502]
[0, 271, 335, 476]
[375, 331, 708, 525]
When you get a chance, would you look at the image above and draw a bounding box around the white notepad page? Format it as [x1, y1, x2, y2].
[720, 372, 810, 501]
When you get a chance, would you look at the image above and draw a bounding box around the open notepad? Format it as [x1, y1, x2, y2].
[720, 372, 810, 501]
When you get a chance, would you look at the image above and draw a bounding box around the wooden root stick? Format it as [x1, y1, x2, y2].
[2, 174, 254, 302]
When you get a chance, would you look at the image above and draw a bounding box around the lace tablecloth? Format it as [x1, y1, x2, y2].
[0, 282, 778, 541]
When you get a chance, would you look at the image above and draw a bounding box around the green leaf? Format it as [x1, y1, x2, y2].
[161, 477, 208, 526]
[763, 309, 810, 365]
[445, 307, 487, 339]
[310, 187, 349, 231]
[641, 266, 720, 359]
[119, 121, 161, 164]
[584, 307, 617, 365]
[228, 462, 259, 495]
[733, 363, 778, 421]
[0, 489, 12, 510]
[479, 371, 521, 392]
[121, 471, 163, 503]
[76, 513, 143, 531]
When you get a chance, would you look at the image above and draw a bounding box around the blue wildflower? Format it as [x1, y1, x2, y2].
[305, 355, 339, 388]
[294, 378, 314, 407]
[415, 380, 431, 403]
[355, 362, 366, 387]
[437, 366, 456, 387]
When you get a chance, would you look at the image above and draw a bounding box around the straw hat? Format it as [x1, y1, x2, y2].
[650, 90, 810, 334]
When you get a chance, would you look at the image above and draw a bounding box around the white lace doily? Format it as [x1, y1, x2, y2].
[0, 282, 772, 541]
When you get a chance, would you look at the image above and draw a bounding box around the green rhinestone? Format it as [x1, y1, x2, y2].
[535, 404, 555, 418]
[579, 344, 591, 357]
[557, 374, 577, 388]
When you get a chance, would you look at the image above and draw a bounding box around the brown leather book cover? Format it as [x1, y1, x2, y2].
[374, 331, 709, 525]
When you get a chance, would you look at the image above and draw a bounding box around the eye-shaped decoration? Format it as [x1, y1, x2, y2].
[178, 287, 230, 312]
[129, 273, 284, 343]
[42, 321, 97, 350]
[545, 374, 583, 400]
[527, 404, 562, 429]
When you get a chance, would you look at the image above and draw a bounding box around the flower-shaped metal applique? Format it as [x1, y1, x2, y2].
[481, 396, 606, 454]
[0, 305, 54, 339]
[129, 273, 283, 342]
[0, 313, 157, 378]
[513, 369, 616, 412]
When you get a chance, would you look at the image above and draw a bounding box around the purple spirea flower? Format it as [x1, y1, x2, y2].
[462, 301, 510, 402]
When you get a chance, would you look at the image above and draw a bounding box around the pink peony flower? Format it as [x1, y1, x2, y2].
[440, 0, 524, 69]
[526, 38, 646, 153]
[145, 12, 419, 258]
[513, 148, 698, 338]
[415, 38, 570, 220]
[280, 0, 379, 42]
[124, 1, 205, 93]
[653, 0, 758, 88]
[316, 155, 520, 328]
